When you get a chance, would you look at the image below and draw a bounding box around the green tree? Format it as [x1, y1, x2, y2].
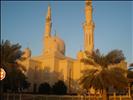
[80, 49, 128, 100]
[0, 40, 30, 92]
[52, 80, 67, 95]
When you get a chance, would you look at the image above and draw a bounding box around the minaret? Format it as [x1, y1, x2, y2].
[44, 5, 52, 37]
[83, 0, 95, 54]
[43, 5, 52, 54]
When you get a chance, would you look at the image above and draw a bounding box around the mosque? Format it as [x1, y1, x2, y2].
[18, 0, 101, 93]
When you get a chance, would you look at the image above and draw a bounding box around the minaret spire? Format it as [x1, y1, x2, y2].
[43, 5, 52, 54]
[83, 0, 95, 54]
[85, 0, 92, 23]
[44, 5, 52, 37]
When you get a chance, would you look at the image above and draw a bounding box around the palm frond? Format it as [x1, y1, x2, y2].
[1, 40, 26, 72]
[80, 69, 99, 89]
[108, 67, 128, 88]
[106, 49, 125, 64]
[81, 58, 99, 67]
[80, 49, 127, 91]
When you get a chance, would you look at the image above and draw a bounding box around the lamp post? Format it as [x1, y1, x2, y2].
[68, 65, 72, 94]
[33, 66, 37, 93]
[0, 67, 6, 100]
[128, 83, 131, 97]
[0, 68, 6, 81]
[69, 67, 71, 94]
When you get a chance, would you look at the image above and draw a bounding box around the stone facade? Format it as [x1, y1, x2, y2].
[18, 1, 96, 93]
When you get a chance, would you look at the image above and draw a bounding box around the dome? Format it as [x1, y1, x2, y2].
[51, 36, 65, 55]
[43, 35, 65, 55]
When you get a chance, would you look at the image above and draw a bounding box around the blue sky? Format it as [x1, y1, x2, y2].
[1, 1, 133, 64]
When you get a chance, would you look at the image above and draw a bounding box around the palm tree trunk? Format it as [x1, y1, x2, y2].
[102, 89, 109, 100]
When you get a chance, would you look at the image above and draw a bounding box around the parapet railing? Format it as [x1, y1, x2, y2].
[1, 93, 132, 100]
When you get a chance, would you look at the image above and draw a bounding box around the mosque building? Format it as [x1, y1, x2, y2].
[17, 0, 96, 93]
[17, 0, 126, 93]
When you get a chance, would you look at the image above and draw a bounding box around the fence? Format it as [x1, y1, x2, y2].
[1, 93, 132, 100]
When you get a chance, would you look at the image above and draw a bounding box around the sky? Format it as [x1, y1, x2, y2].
[1, 1, 133, 64]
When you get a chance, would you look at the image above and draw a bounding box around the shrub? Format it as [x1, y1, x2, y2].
[38, 82, 51, 94]
[52, 80, 67, 95]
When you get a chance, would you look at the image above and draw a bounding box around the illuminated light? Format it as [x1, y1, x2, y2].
[0, 68, 6, 80]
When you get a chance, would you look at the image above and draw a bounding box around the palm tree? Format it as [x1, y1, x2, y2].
[80, 49, 128, 100]
[0, 40, 30, 92]
[1, 40, 23, 71]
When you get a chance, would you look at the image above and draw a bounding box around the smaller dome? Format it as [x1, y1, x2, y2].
[52, 36, 65, 55]
[77, 50, 84, 60]
[22, 48, 31, 58]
